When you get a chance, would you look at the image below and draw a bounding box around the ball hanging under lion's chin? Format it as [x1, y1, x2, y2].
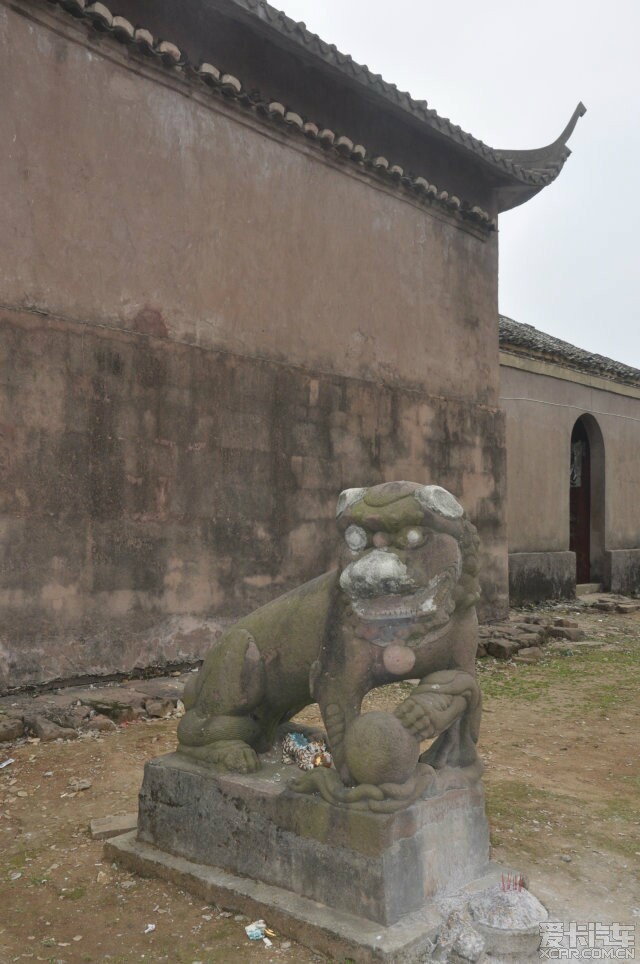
[344, 711, 420, 786]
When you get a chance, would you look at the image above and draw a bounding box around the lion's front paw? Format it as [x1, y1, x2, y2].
[394, 693, 438, 739]
[179, 739, 260, 773]
[213, 740, 260, 773]
[394, 692, 466, 740]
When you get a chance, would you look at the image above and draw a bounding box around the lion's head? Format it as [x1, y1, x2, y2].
[335, 481, 480, 637]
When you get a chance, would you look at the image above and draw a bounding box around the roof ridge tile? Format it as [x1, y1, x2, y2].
[242, 2, 582, 188]
[40, 0, 497, 232]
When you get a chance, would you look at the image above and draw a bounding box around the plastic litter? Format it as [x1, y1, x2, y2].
[0, 758, 15, 769]
[245, 920, 266, 941]
[282, 732, 332, 771]
[144, 924, 156, 934]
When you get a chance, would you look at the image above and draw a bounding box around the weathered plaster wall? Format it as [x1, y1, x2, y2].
[0, 308, 506, 689]
[0, 2, 506, 688]
[501, 360, 640, 598]
[105, 0, 499, 213]
[1, 2, 498, 401]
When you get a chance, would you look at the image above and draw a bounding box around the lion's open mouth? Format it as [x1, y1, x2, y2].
[348, 570, 456, 623]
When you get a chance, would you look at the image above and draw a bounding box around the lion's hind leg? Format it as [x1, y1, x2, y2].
[176, 627, 267, 772]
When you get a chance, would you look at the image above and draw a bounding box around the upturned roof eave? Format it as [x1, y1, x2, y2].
[226, 0, 585, 196]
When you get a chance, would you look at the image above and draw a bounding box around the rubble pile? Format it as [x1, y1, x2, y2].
[0, 676, 187, 744]
[477, 614, 589, 662]
[478, 592, 639, 662]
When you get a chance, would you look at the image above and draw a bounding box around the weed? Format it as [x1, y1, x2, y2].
[61, 885, 86, 900]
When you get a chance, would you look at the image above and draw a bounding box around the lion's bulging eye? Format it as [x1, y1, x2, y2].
[345, 525, 368, 552]
[395, 527, 426, 549]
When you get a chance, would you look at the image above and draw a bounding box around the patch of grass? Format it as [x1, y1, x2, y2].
[484, 779, 585, 858]
[61, 885, 86, 900]
[621, 774, 640, 791]
[7, 849, 35, 869]
[478, 643, 640, 715]
[589, 828, 640, 863]
[595, 686, 626, 714]
[601, 797, 640, 823]
[485, 779, 577, 823]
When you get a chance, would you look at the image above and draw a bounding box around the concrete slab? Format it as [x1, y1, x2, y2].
[89, 812, 138, 840]
[105, 829, 443, 963]
[106, 830, 537, 963]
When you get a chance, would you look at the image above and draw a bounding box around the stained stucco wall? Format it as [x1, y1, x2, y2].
[501, 359, 640, 597]
[0, 1, 506, 688]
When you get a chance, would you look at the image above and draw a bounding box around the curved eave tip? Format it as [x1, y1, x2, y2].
[494, 100, 587, 180]
[561, 101, 587, 147]
[544, 100, 587, 168]
[495, 102, 586, 212]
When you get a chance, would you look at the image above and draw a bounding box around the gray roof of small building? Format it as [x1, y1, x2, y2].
[499, 315, 640, 388]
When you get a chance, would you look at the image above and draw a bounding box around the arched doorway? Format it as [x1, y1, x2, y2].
[570, 415, 605, 585]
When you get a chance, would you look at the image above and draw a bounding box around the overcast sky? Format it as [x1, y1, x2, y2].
[279, 0, 640, 369]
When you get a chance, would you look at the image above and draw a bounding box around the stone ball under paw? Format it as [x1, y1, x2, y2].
[344, 711, 420, 786]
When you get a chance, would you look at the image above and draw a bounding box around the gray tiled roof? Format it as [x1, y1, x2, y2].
[499, 315, 640, 388]
[235, 0, 585, 190]
[37, 0, 496, 231]
[42, 0, 583, 202]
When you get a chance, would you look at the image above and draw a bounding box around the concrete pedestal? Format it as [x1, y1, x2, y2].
[106, 751, 496, 960]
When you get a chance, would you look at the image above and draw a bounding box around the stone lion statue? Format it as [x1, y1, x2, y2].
[177, 481, 482, 810]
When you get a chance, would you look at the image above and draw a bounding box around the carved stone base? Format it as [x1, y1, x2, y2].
[134, 753, 489, 926]
[110, 755, 491, 946]
[106, 753, 551, 961]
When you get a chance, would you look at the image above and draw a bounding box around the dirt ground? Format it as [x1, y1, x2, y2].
[1, 602, 639, 963]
